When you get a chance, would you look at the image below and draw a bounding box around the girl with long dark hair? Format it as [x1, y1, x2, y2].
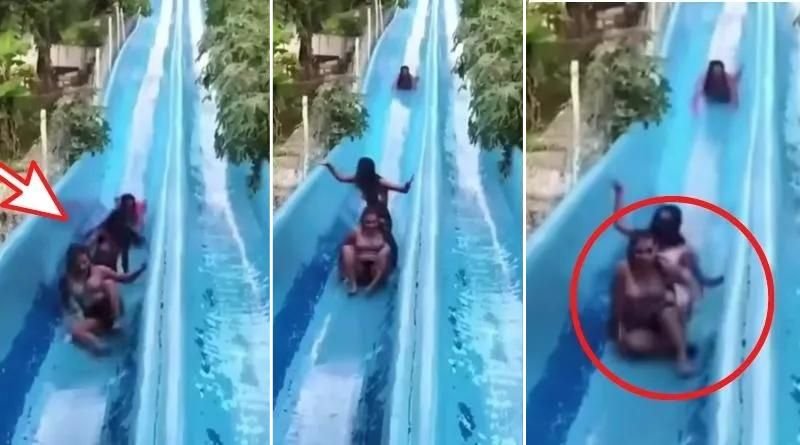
[612, 182, 723, 313]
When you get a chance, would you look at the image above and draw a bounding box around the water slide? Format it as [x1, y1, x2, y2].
[0, 0, 269, 444]
[526, 3, 790, 444]
[273, 0, 522, 443]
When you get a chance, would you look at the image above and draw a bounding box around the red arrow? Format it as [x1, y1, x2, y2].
[0, 161, 68, 221]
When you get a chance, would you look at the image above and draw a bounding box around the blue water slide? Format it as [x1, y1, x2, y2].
[0, 0, 269, 444]
[273, 0, 523, 443]
[526, 3, 783, 444]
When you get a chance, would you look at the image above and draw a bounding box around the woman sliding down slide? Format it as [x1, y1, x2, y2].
[609, 232, 700, 377]
[339, 206, 392, 295]
[60, 244, 146, 355]
[692, 60, 742, 113]
[612, 182, 723, 315]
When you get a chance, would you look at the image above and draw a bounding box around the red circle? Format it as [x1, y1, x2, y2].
[569, 195, 775, 401]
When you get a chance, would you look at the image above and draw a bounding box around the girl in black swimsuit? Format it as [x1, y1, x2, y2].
[609, 232, 699, 377]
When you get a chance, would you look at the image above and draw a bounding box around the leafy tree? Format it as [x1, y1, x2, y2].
[310, 83, 368, 152]
[454, 0, 522, 175]
[584, 42, 670, 149]
[275, 0, 377, 79]
[50, 99, 110, 165]
[0, 31, 34, 160]
[526, 3, 568, 132]
[272, 18, 299, 143]
[200, 0, 269, 189]
[0, 0, 150, 92]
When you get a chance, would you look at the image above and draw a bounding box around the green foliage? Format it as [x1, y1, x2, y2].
[310, 84, 368, 152]
[61, 19, 104, 47]
[50, 100, 110, 165]
[119, 0, 151, 16]
[585, 44, 671, 147]
[201, 0, 269, 190]
[454, 0, 522, 176]
[526, 3, 568, 131]
[322, 9, 365, 37]
[0, 31, 34, 160]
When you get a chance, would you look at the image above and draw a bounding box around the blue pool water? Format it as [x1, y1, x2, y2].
[526, 3, 793, 444]
[272, 0, 522, 443]
[0, 0, 269, 444]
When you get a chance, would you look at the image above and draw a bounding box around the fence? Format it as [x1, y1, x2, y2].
[0, 5, 140, 241]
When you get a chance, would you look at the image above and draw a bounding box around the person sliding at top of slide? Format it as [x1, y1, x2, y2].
[612, 182, 723, 315]
[609, 232, 700, 377]
[395, 65, 419, 90]
[692, 60, 742, 112]
[322, 157, 413, 267]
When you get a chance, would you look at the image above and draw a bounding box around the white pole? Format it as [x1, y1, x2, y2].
[353, 37, 361, 91]
[375, 0, 382, 35]
[117, 3, 123, 50]
[94, 47, 101, 90]
[107, 15, 113, 74]
[301, 95, 310, 180]
[646, 3, 656, 55]
[569, 60, 581, 187]
[367, 7, 373, 52]
[40, 109, 48, 175]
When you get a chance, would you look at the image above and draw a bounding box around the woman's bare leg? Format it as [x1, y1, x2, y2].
[341, 245, 359, 294]
[657, 305, 695, 376]
[365, 245, 391, 293]
[71, 319, 107, 354]
[102, 279, 122, 321]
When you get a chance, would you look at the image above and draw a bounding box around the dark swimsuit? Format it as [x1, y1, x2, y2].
[704, 79, 731, 104]
[355, 241, 385, 286]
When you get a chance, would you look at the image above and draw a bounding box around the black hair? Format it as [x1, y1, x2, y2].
[397, 66, 413, 90]
[703, 60, 731, 103]
[355, 157, 381, 204]
[66, 243, 90, 274]
[649, 205, 685, 247]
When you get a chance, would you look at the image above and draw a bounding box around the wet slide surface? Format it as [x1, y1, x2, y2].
[0, 0, 269, 444]
[527, 3, 785, 444]
[273, 0, 522, 444]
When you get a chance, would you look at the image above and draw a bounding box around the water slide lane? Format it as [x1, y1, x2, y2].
[272, 0, 434, 442]
[424, 0, 523, 443]
[177, 0, 270, 443]
[0, 0, 177, 443]
[525, 3, 776, 444]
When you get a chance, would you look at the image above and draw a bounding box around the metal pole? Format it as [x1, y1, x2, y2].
[107, 15, 113, 74]
[353, 37, 361, 91]
[94, 47, 101, 90]
[569, 60, 581, 187]
[367, 7, 373, 52]
[375, 0, 382, 35]
[646, 3, 656, 55]
[40, 109, 48, 175]
[301, 95, 310, 180]
[117, 3, 123, 50]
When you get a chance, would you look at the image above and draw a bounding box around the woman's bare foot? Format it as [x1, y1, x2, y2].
[347, 282, 358, 295]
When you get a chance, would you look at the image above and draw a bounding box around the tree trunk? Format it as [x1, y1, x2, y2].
[36, 41, 56, 93]
[298, 31, 317, 80]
